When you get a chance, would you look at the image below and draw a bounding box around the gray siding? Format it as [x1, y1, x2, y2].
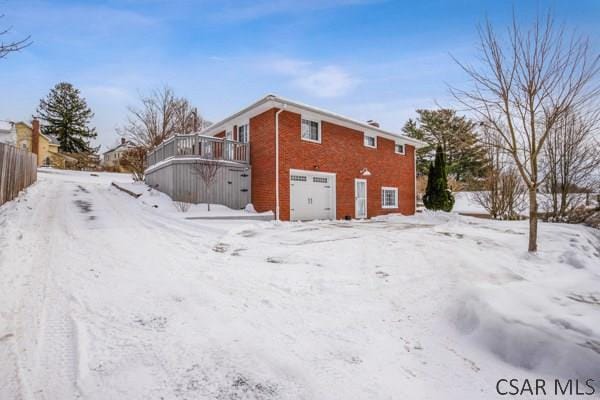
[146, 159, 251, 209]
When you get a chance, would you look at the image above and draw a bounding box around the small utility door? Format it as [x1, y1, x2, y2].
[355, 179, 367, 218]
[290, 171, 335, 221]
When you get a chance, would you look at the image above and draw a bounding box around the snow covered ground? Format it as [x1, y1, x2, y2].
[453, 192, 489, 214]
[113, 181, 274, 219]
[1, 169, 599, 399]
[453, 191, 599, 216]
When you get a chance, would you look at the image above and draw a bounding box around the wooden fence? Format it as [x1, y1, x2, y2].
[0, 142, 37, 207]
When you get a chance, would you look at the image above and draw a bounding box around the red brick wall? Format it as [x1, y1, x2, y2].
[246, 108, 415, 220]
[249, 109, 277, 213]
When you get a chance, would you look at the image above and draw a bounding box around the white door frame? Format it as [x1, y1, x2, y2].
[355, 178, 367, 219]
[289, 169, 336, 221]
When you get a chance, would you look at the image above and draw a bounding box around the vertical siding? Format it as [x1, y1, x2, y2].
[145, 160, 251, 209]
[0, 142, 38, 206]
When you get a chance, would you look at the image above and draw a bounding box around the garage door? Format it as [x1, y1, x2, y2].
[290, 170, 336, 221]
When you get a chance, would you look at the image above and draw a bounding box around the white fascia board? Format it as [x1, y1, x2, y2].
[199, 94, 428, 148]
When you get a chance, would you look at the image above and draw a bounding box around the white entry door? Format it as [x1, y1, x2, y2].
[355, 179, 367, 218]
[290, 170, 336, 221]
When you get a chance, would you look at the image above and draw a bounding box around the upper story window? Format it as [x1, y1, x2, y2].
[395, 143, 405, 155]
[225, 129, 233, 140]
[381, 187, 398, 209]
[301, 118, 321, 143]
[364, 133, 377, 148]
[238, 124, 249, 143]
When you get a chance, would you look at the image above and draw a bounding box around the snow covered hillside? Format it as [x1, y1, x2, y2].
[1, 169, 599, 399]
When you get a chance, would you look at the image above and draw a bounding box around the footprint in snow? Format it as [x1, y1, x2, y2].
[439, 231, 464, 239]
[567, 293, 600, 305]
[232, 248, 247, 256]
[212, 243, 230, 253]
[133, 315, 168, 331]
[376, 270, 390, 279]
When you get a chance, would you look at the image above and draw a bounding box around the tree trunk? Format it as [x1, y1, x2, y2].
[528, 188, 538, 252]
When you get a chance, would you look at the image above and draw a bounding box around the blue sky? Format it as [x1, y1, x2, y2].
[1, 0, 599, 150]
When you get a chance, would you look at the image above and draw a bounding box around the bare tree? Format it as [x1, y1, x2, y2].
[120, 146, 147, 181]
[541, 109, 600, 220]
[119, 86, 205, 150]
[472, 130, 527, 219]
[0, 14, 31, 59]
[451, 12, 600, 251]
[191, 161, 223, 211]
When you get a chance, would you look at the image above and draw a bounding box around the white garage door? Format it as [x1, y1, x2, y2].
[290, 170, 336, 221]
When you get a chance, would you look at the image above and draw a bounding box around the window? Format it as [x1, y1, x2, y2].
[301, 118, 320, 143]
[238, 124, 249, 143]
[364, 134, 377, 148]
[313, 176, 328, 183]
[395, 143, 405, 155]
[225, 129, 233, 140]
[291, 175, 307, 182]
[381, 187, 398, 209]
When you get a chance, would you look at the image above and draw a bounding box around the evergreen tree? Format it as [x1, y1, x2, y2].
[36, 82, 98, 153]
[401, 118, 430, 176]
[402, 109, 487, 182]
[423, 145, 455, 212]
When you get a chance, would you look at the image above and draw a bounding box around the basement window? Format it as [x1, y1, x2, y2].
[381, 187, 398, 209]
[395, 143, 405, 155]
[301, 118, 321, 143]
[364, 134, 377, 148]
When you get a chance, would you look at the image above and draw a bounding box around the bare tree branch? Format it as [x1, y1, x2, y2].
[0, 13, 32, 59]
[119, 86, 208, 150]
[191, 160, 224, 212]
[451, 12, 600, 251]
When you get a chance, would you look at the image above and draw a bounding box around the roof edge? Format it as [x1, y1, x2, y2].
[199, 94, 427, 148]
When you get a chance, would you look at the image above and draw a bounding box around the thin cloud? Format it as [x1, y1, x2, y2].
[209, 0, 381, 22]
[292, 65, 357, 98]
[262, 57, 358, 97]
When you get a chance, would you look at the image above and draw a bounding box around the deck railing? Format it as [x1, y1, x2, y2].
[147, 134, 250, 168]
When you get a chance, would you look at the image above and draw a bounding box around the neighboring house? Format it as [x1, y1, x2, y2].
[0, 120, 17, 145]
[15, 121, 34, 151]
[13, 119, 72, 167]
[38, 131, 62, 167]
[145, 94, 426, 221]
[102, 138, 135, 170]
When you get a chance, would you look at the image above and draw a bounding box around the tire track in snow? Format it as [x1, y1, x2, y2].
[28, 181, 82, 400]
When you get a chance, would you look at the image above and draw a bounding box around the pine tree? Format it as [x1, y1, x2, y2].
[36, 82, 97, 153]
[402, 109, 487, 183]
[423, 145, 455, 212]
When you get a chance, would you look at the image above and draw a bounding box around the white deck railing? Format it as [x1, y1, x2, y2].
[147, 134, 250, 167]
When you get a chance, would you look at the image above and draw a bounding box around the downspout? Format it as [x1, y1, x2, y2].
[275, 104, 286, 220]
[414, 146, 417, 214]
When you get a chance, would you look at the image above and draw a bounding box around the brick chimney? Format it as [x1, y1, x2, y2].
[366, 120, 380, 128]
[31, 118, 40, 155]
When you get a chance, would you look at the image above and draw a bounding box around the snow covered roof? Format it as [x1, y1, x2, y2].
[103, 140, 135, 155]
[0, 120, 15, 132]
[199, 94, 427, 148]
[40, 132, 60, 145]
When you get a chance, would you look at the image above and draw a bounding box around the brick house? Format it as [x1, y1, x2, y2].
[146, 94, 425, 221]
